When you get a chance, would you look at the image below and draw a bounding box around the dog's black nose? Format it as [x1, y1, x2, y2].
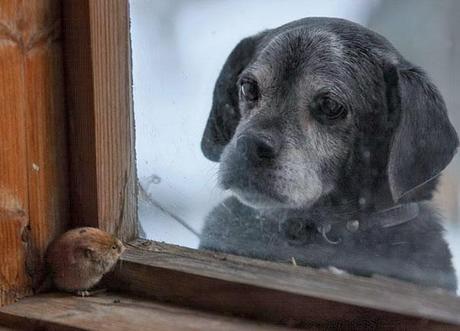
[236, 134, 280, 162]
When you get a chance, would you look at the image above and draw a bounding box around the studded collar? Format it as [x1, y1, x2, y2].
[281, 202, 420, 245]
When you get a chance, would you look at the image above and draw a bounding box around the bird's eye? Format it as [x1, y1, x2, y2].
[112, 245, 117, 250]
[240, 80, 259, 102]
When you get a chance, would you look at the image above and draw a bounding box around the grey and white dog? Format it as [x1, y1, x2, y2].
[199, 17, 458, 291]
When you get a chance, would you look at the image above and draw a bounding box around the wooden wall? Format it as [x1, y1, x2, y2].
[0, 0, 68, 306]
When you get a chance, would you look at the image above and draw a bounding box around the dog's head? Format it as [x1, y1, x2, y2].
[201, 17, 458, 210]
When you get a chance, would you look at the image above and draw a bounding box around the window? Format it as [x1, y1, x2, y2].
[132, 0, 460, 295]
[1, 0, 460, 329]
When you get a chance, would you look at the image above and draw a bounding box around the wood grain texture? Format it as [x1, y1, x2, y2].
[62, 0, 137, 242]
[0, 292, 291, 331]
[111, 240, 460, 330]
[0, 0, 68, 306]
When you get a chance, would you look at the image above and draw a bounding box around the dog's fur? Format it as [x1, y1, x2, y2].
[199, 17, 459, 291]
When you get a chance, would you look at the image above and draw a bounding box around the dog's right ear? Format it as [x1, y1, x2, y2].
[201, 32, 266, 161]
[385, 63, 459, 202]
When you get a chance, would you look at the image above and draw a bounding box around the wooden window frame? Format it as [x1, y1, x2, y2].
[1, 0, 460, 329]
[0, 0, 69, 305]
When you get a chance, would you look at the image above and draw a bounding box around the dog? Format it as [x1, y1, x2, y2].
[199, 17, 458, 291]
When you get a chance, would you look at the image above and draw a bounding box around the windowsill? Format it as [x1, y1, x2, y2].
[111, 239, 460, 329]
[0, 292, 287, 331]
[2, 239, 460, 330]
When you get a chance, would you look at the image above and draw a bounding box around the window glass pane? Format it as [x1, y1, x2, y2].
[130, 0, 460, 294]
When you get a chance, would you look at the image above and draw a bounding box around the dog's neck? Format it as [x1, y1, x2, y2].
[270, 199, 420, 246]
[266, 194, 419, 226]
[255, 179, 427, 245]
[253, 159, 436, 245]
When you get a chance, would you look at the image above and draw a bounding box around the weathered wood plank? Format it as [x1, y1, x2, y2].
[0, 15, 31, 303]
[111, 240, 460, 329]
[0, 292, 291, 331]
[22, 0, 69, 291]
[0, 0, 68, 306]
[62, 0, 137, 242]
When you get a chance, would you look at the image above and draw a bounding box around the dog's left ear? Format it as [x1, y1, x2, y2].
[201, 32, 267, 162]
[385, 64, 458, 202]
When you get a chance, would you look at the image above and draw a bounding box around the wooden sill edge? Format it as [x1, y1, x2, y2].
[0, 292, 289, 331]
[107, 239, 460, 328]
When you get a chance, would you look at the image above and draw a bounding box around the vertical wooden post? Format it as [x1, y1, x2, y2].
[0, 0, 69, 306]
[62, 0, 138, 242]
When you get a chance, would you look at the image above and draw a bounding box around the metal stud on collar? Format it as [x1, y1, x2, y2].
[346, 220, 360, 233]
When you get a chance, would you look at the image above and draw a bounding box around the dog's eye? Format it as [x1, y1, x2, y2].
[240, 80, 259, 103]
[317, 97, 346, 120]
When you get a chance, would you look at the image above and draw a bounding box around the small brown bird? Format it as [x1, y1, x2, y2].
[45, 227, 125, 296]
